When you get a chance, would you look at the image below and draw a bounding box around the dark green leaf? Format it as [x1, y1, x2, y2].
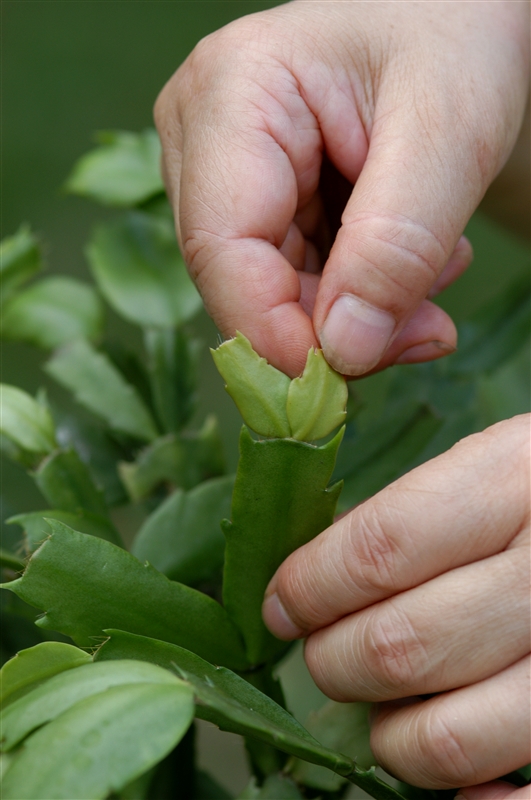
[0, 385, 56, 460]
[195, 770, 233, 800]
[2, 520, 248, 670]
[139, 724, 196, 800]
[86, 212, 201, 327]
[477, 342, 531, 427]
[0, 642, 91, 708]
[33, 448, 109, 518]
[291, 702, 375, 791]
[333, 401, 424, 480]
[64, 129, 164, 207]
[407, 407, 481, 470]
[9, 508, 122, 552]
[223, 427, 343, 665]
[45, 339, 159, 442]
[1, 659, 180, 749]
[450, 279, 530, 375]
[0, 226, 42, 306]
[1, 681, 194, 800]
[144, 327, 200, 432]
[102, 340, 154, 414]
[238, 775, 303, 799]
[119, 416, 225, 501]
[335, 405, 442, 511]
[53, 408, 128, 507]
[132, 475, 234, 585]
[0, 277, 103, 349]
[95, 630, 353, 777]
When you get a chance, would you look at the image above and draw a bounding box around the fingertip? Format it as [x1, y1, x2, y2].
[395, 340, 456, 365]
[262, 592, 304, 641]
[346, 300, 457, 376]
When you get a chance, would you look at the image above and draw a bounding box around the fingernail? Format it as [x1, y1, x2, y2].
[262, 593, 304, 640]
[320, 294, 396, 376]
[395, 340, 456, 364]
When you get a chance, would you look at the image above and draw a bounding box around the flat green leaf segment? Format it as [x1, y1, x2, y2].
[119, 417, 225, 502]
[132, 475, 234, 585]
[0, 385, 56, 457]
[1, 277, 103, 349]
[1, 659, 179, 750]
[144, 326, 200, 433]
[0, 643, 91, 708]
[1, 520, 248, 670]
[86, 212, 201, 328]
[212, 333, 347, 441]
[1, 661, 194, 800]
[45, 339, 159, 442]
[96, 631, 354, 777]
[223, 427, 343, 665]
[0, 225, 42, 306]
[64, 129, 164, 207]
[34, 448, 108, 517]
[9, 509, 122, 552]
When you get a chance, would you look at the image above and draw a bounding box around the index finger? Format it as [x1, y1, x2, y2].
[155, 45, 322, 377]
[262, 414, 530, 639]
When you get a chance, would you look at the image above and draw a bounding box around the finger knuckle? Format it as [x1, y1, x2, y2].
[339, 211, 446, 309]
[304, 631, 351, 702]
[347, 503, 402, 597]
[418, 707, 479, 786]
[364, 607, 428, 694]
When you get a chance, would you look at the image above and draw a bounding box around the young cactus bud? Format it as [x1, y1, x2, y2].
[211, 332, 347, 442]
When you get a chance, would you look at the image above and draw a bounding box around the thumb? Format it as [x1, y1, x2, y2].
[313, 108, 488, 376]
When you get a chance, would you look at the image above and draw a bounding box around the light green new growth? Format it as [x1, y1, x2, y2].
[0, 385, 57, 455]
[211, 332, 291, 438]
[287, 348, 348, 441]
[212, 333, 347, 442]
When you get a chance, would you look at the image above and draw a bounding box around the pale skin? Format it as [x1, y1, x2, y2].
[155, 1, 531, 795]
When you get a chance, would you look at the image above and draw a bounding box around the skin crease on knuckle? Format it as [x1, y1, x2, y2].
[369, 656, 531, 789]
[303, 543, 530, 703]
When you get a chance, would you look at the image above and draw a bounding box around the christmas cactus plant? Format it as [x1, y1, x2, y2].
[0, 130, 529, 800]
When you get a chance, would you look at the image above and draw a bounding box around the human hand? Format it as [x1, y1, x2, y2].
[155, 0, 529, 378]
[262, 415, 531, 792]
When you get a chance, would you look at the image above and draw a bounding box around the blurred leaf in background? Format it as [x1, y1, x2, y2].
[64, 129, 164, 207]
[86, 213, 201, 329]
[0, 227, 43, 306]
[1, 277, 104, 349]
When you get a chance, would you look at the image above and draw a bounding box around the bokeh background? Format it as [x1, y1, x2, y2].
[1, 2, 529, 795]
